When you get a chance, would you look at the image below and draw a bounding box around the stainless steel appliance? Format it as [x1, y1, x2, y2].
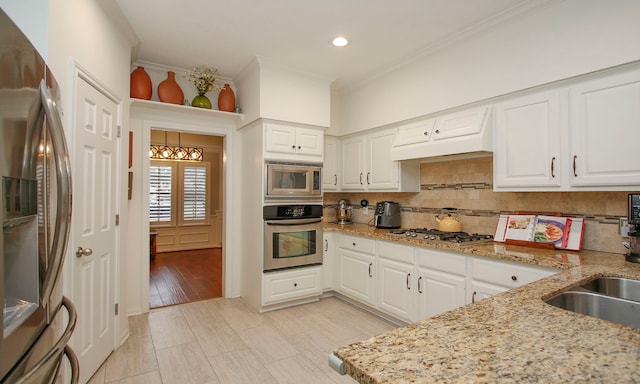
[333, 199, 353, 225]
[264, 161, 322, 202]
[388, 228, 493, 245]
[627, 194, 640, 263]
[263, 205, 323, 271]
[374, 201, 401, 229]
[1, 10, 78, 383]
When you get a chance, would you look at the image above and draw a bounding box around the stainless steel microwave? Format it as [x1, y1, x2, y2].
[265, 161, 322, 202]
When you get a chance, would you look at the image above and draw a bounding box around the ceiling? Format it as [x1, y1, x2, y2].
[111, 0, 546, 89]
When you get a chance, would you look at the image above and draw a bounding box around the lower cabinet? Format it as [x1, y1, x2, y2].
[262, 266, 322, 305]
[467, 256, 558, 304]
[415, 248, 466, 319]
[335, 235, 376, 305]
[376, 241, 415, 322]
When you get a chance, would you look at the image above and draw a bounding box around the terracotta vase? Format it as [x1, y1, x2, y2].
[130, 66, 152, 100]
[192, 94, 212, 109]
[157, 71, 184, 105]
[218, 83, 235, 112]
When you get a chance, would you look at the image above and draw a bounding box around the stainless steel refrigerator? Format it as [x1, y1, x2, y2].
[0, 9, 78, 384]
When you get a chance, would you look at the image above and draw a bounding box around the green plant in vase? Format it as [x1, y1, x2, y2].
[185, 65, 223, 109]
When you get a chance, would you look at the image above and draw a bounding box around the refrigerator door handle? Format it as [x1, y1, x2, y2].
[39, 80, 73, 314]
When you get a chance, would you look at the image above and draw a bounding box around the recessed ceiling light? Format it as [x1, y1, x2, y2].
[332, 37, 349, 47]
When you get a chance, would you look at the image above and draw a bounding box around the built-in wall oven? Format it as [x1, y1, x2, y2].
[265, 161, 322, 203]
[263, 204, 323, 272]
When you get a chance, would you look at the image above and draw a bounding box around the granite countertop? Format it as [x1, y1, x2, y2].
[326, 223, 640, 383]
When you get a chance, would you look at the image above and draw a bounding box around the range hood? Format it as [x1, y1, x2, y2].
[390, 105, 492, 162]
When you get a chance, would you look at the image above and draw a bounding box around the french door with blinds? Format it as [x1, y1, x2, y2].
[149, 160, 210, 226]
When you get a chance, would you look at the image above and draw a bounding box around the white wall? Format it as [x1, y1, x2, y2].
[0, 0, 48, 59]
[337, 0, 640, 135]
[46, 0, 132, 344]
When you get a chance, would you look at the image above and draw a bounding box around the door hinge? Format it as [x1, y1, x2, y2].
[115, 214, 120, 226]
[117, 125, 121, 138]
[115, 303, 119, 315]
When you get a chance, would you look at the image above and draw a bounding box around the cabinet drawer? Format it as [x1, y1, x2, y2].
[377, 240, 414, 264]
[263, 267, 322, 304]
[470, 257, 556, 288]
[337, 235, 376, 255]
[416, 248, 466, 276]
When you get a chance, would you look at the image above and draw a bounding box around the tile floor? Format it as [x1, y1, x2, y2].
[88, 297, 398, 384]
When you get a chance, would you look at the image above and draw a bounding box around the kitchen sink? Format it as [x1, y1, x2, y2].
[545, 290, 640, 329]
[578, 277, 640, 302]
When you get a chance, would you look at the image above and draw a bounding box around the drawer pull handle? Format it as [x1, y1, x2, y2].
[368, 263, 373, 277]
[573, 155, 578, 177]
[511, 275, 517, 281]
[334, 174, 337, 186]
[366, 172, 370, 185]
[418, 276, 423, 293]
[359, 173, 363, 185]
[472, 291, 477, 304]
[406, 273, 411, 290]
[324, 239, 328, 252]
[551, 157, 556, 178]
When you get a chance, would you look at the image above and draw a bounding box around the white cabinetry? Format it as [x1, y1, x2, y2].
[340, 128, 419, 192]
[322, 232, 334, 290]
[467, 257, 557, 304]
[323, 136, 340, 191]
[262, 266, 322, 305]
[390, 106, 491, 161]
[415, 248, 466, 319]
[376, 241, 415, 322]
[494, 90, 562, 189]
[335, 235, 376, 305]
[569, 68, 640, 187]
[264, 122, 323, 160]
[494, 66, 640, 191]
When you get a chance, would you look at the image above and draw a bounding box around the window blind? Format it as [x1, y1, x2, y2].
[149, 165, 173, 222]
[183, 165, 207, 221]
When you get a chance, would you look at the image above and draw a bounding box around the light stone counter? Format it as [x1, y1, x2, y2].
[326, 223, 640, 383]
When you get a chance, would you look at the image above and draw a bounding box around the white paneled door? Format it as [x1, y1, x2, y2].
[72, 74, 119, 383]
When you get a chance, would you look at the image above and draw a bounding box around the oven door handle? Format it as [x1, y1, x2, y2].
[265, 218, 323, 226]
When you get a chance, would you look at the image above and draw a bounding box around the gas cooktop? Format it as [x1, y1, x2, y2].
[388, 228, 494, 245]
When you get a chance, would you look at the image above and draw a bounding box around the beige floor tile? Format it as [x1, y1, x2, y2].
[265, 355, 334, 384]
[191, 321, 246, 358]
[104, 335, 158, 382]
[210, 298, 266, 333]
[127, 312, 151, 339]
[148, 306, 196, 350]
[108, 370, 163, 384]
[236, 324, 298, 364]
[207, 346, 277, 384]
[180, 299, 226, 328]
[156, 341, 218, 384]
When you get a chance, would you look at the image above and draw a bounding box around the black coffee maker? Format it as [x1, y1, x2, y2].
[627, 194, 640, 263]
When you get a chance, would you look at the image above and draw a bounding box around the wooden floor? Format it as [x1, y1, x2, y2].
[149, 248, 222, 309]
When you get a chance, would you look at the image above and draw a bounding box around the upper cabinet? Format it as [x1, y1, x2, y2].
[390, 106, 492, 162]
[264, 122, 324, 161]
[340, 128, 419, 192]
[494, 66, 640, 191]
[323, 136, 340, 191]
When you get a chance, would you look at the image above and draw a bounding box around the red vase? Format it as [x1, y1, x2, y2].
[130, 66, 152, 100]
[218, 83, 235, 112]
[158, 71, 184, 105]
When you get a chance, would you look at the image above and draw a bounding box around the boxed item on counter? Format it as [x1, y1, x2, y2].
[494, 214, 584, 251]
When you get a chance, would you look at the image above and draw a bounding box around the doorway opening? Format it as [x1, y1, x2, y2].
[148, 129, 224, 308]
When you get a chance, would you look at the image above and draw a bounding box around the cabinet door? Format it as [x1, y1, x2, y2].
[416, 267, 466, 320]
[262, 267, 322, 305]
[336, 248, 375, 305]
[367, 129, 399, 190]
[468, 280, 508, 304]
[377, 257, 414, 322]
[393, 119, 435, 147]
[295, 127, 323, 157]
[265, 124, 297, 154]
[494, 91, 562, 189]
[569, 68, 640, 187]
[432, 106, 487, 141]
[323, 136, 340, 191]
[322, 232, 334, 290]
[340, 136, 366, 190]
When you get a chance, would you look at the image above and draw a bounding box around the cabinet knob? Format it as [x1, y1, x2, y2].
[294, 283, 298, 287]
[297, 145, 301, 150]
[352, 242, 356, 246]
[435, 129, 440, 134]
[511, 275, 517, 281]
[423, 131, 429, 136]
[291, 145, 296, 149]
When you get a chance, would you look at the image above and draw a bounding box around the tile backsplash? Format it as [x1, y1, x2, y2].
[324, 157, 637, 254]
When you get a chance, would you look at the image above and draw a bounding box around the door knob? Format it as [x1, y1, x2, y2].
[76, 246, 93, 258]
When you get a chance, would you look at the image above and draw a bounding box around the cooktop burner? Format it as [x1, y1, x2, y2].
[388, 228, 494, 244]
